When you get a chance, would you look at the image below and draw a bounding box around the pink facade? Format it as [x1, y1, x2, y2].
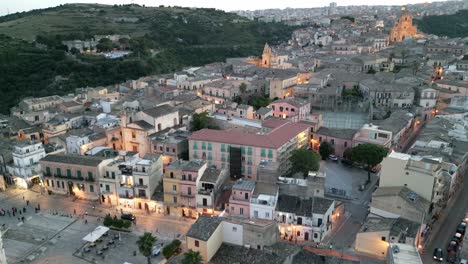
[229, 188, 254, 218]
[310, 130, 355, 157]
[269, 99, 310, 122]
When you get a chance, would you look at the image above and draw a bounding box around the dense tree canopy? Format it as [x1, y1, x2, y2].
[182, 250, 203, 264]
[415, 10, 468, 38]
[289, 148, 321, 178]
[349, 144, 388, 182]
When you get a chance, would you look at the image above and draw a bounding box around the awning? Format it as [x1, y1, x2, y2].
[82, 225, 110, 242]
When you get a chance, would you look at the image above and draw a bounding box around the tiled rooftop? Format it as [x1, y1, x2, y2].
[190, 121, 309, 149]
[186, 216, 223, 241]
[40, 154, 107, 167]
[232, 179, 256, 191]
[276, 194, 334, 216]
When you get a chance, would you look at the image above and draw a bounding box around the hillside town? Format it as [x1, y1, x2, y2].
[0, 3, 468, 264]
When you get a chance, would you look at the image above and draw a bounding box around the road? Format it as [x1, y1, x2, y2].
[421, 174, 468, 264]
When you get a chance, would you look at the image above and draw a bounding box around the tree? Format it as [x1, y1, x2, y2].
[182, 250, 203, 264]
[289, 148, 320, 178]
[350, 144, 388, 183]
[318, 141, 334, 160]
[137, 232, 157, 264]
[96, 38, 113, 52]
[191, 111, 210, 131]
[70, 47, 80, 55]
[239, 82, 247, 94]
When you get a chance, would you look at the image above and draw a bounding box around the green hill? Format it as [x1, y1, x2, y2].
[415, 10, 468, 38]
[0, 4, 296, 114]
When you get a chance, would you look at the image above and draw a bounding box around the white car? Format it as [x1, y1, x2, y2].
[152, 246, 161, 257]
[328, 155, 339, 161]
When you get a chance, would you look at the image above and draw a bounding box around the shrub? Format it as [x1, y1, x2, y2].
[163, 239, 182, 259]
[103, 216, 113, 227]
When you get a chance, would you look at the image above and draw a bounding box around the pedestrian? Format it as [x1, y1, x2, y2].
[26, 200, 29, 206]
[23, 207, 26, 213]
[12, 211, 15, 217]
[19, 210, 22, 215]
[85, 219, 88, 224]
[21, 216, 25, 222]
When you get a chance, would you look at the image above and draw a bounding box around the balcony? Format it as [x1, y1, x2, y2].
[134, 183, 148, 188]
[164, 190, 178, 195]
[198, 189, 213, 195]
[197, 203, 212, 208]
[119, 194, 134, 199]
[136, 194, 147, 199]
[85, 177, 95, 182]
[101, 190, 113, 195]
[120, 183, 133, 189]
[180, 193, 195, 198]
[43, 172, 52, 177]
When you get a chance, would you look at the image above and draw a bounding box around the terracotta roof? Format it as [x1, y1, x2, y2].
[142, 104, 177, 118]
[262, 117, 290, 129]
[189, 122, 310, 149]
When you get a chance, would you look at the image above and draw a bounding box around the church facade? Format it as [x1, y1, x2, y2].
[390, 7, 418, 43]
[260, 43, 290, 69]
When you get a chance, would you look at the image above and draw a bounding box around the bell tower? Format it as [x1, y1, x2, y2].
[261, 43, 272, 68]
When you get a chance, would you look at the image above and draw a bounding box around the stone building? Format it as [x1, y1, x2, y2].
[390, 7, 417, 43]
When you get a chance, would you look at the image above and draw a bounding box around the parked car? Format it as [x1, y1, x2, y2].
[457, 222, 466, 235]
[453, 233, 463, 243]
[447, 251, 457, 263]
[152, 246, 161, 257]
[328, 155, 339, 161]
[447, 241, 458, 252]
[341, 159, 353, 167]
[433, 248, 443, 261]
[121, 213, 136, 221]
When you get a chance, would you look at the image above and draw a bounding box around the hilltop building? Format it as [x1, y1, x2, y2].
[390, 7, 418, 43]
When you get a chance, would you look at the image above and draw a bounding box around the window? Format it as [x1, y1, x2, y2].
[247, 147, 252, 155]
[240, 208, 244, 215]
[132, 131, 136, 139]
[247, 167, 252, 175]
[221, 153, 226, 162]
[89, 185, 94, 192]
[279, 106, 284, 111]
[88, 172, 93, 181]
[166, 147, 169, 152]
[56, 168, 61, 176]
[172, 185, 177, 191]
[381, 237, 386, 241]
[201, 142, 206, 150]
[265, 212, 270, 218]
[111, 172, 115, 179]
[194, 240, 199, 247]
[193, 151, 198, 159]
[261, 148, 266, 157]
[67, 169, 72, 178]
[139, 178, 143, 185]
[268, 149, 273, 158]
[193, 141, 198, 149]
[314, 233, 318, 239]
[232, 227, 237, 232]
[173, 196, 177, 204]
[221, 144, 226, 152]
[241, 147, 245, 154]
[244, 192, 249, 200]
[105, 184, 110, 191]
[344, 141, 348, 148]
[45, 167, 51, 175]
[208, 143, 212, 151]
[247, 157, 252, 165]
[56, 180, 60, 188]
[188, 174, 192, 181]
[208, 152, 212, 160]
[106, 171, 109, 178]
[291, 108, 295, 112]
[170, 172, 174, 178]
[51, 180, 54, 187]
[330, 139, 335, 145]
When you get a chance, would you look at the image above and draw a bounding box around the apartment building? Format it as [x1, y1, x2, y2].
[275, 194, 335, 243]
[188, 121, 310, 180]
[111, 153, 163, 212]
[196, 167, 229, 216]
[41, 154, 113, 200]
[228, 179, 256, 219]
[163, 159, 207, 218]
[380, 152, 458, 207]
[353, 124, 392, 148]
[150, 129, 190, 166]
[268, 97, 311, 121]
[121, 104, 179, 156]
[7, 141, 46, 188]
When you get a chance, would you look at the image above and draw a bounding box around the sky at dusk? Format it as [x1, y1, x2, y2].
[0, 0, 445, 16]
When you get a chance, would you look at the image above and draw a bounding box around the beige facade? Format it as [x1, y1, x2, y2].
[41, 154, 113, 200]
[390, 9, 417, 43]
[380, 152, 457, 206]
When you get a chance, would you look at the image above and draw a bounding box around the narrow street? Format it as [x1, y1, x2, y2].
[421, 175, 468, 264]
